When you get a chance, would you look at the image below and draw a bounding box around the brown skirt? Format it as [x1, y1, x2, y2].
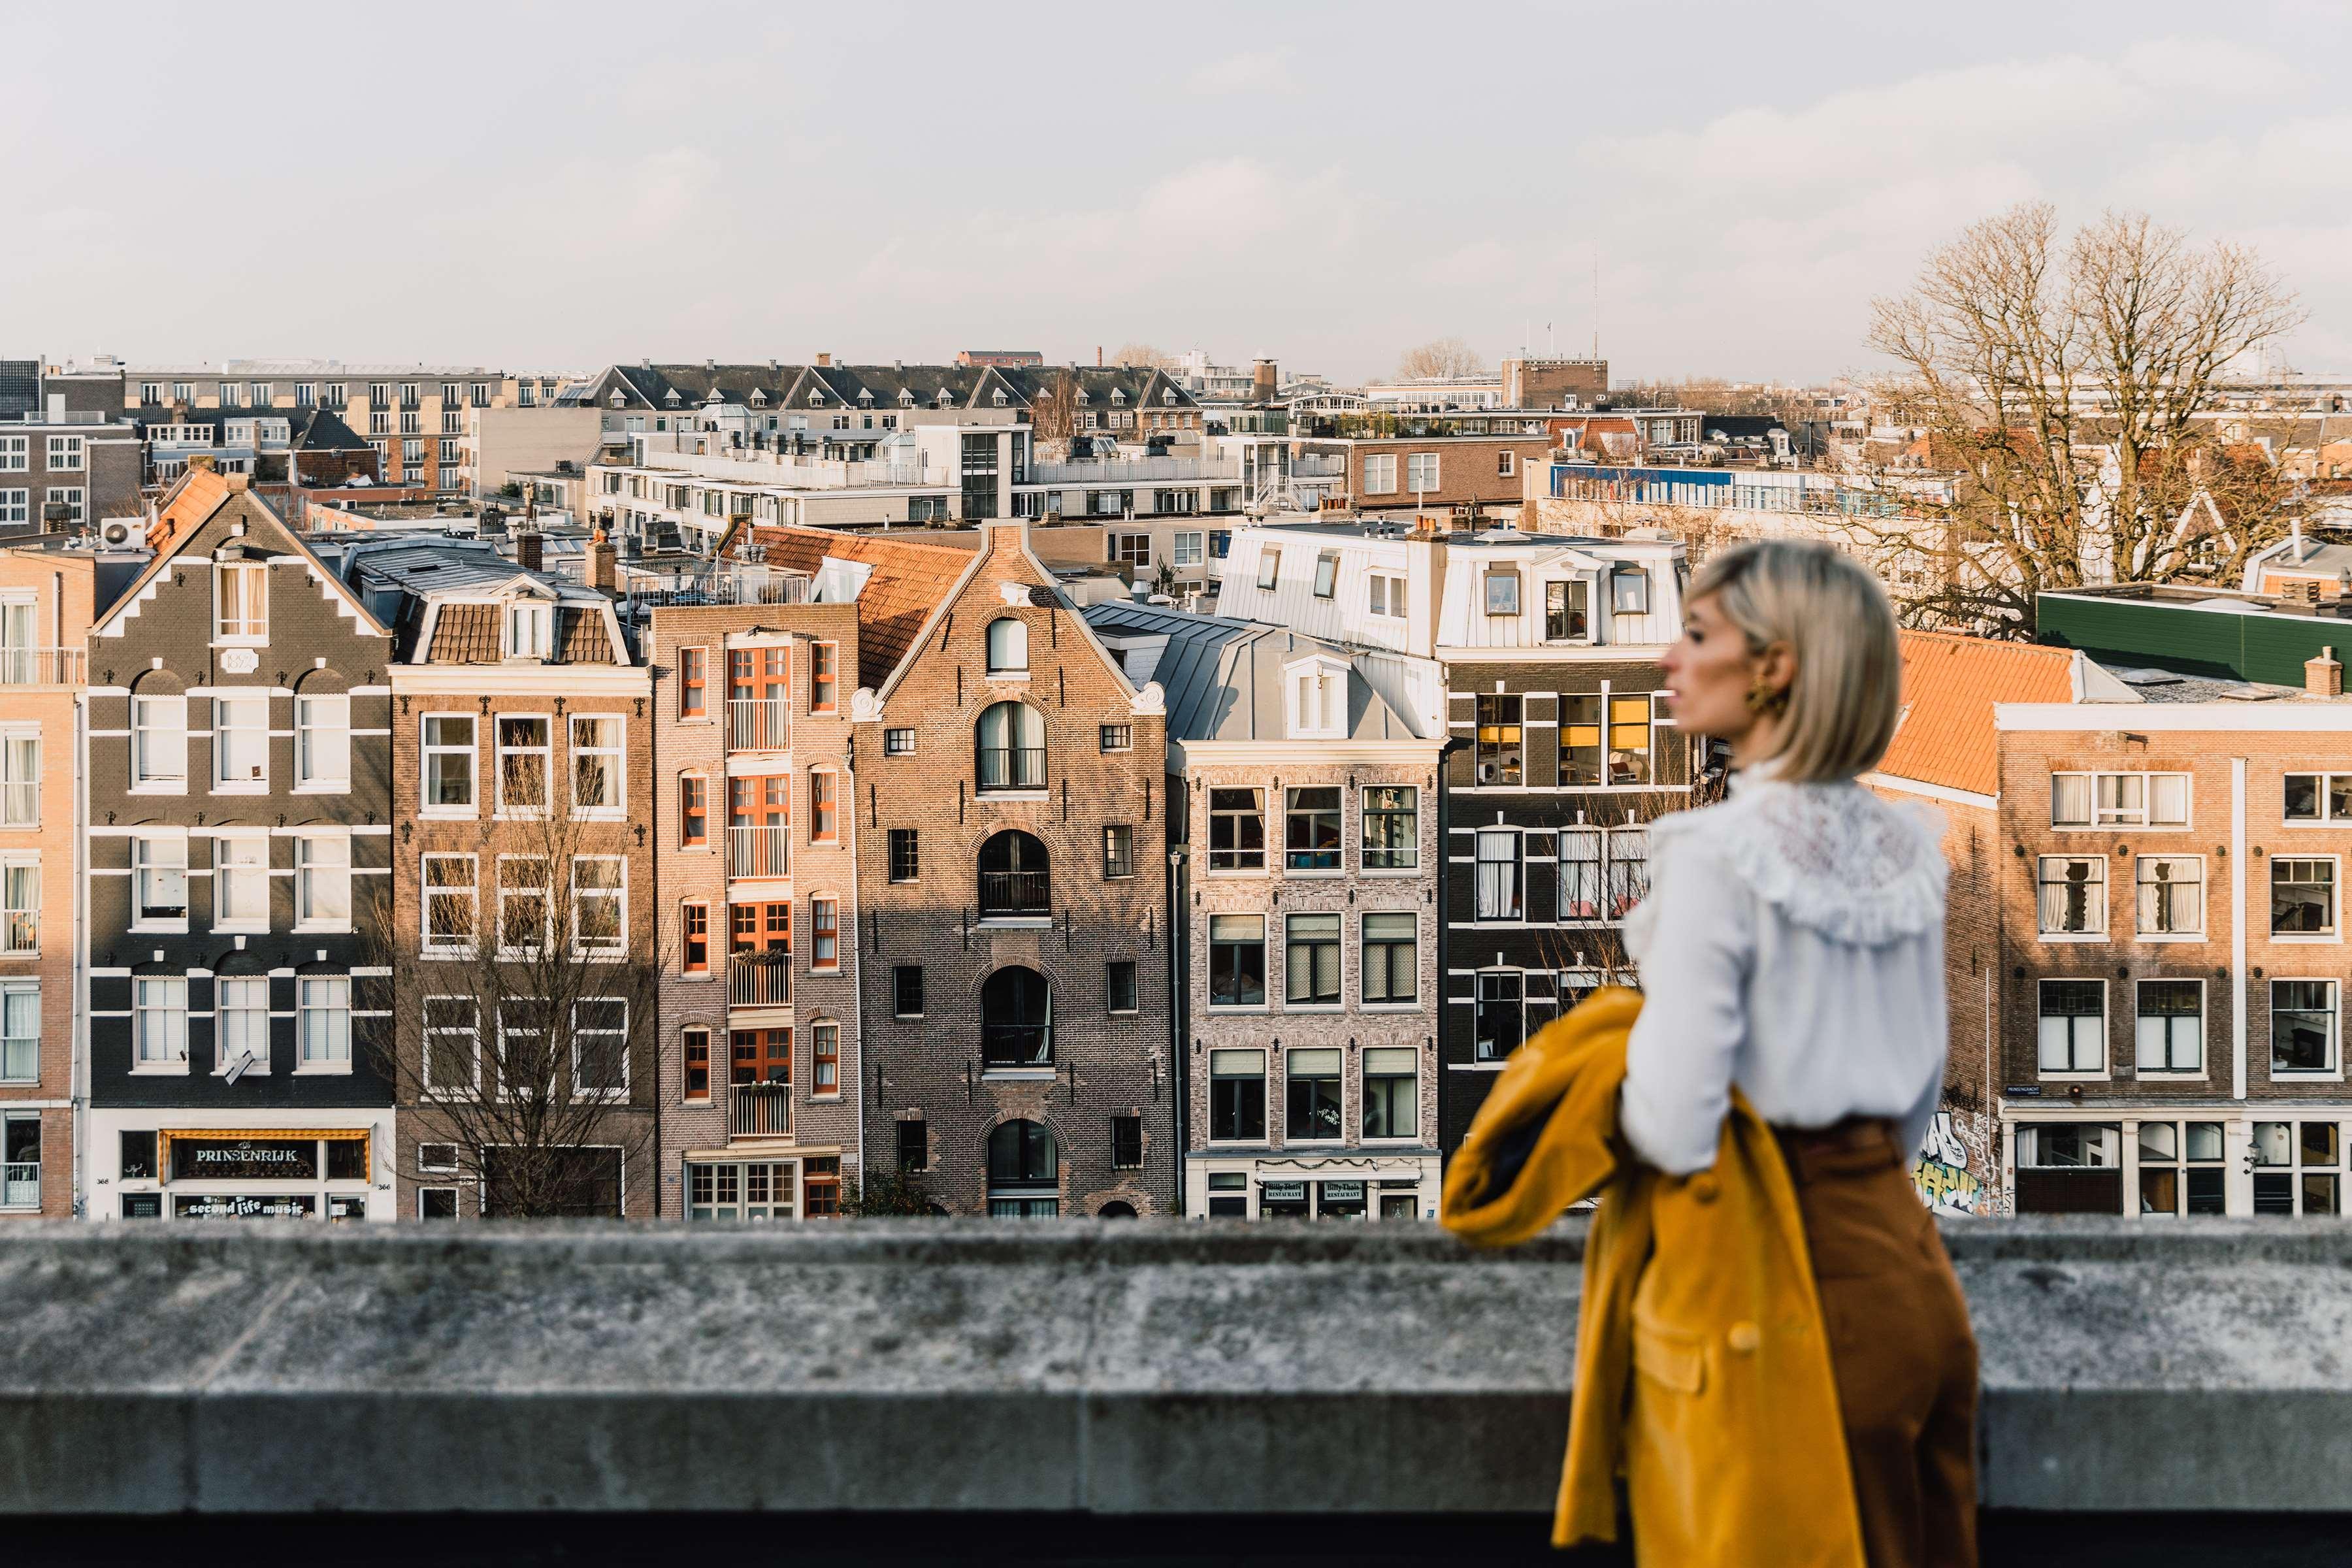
[1774, 1120, 1980, 1568]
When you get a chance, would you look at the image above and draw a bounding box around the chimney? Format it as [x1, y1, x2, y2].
[587, 528, 616, 593]
[816, 351, 832, 368]
[2310, 645, 2344, 698]
[517, 530, 544, 573]
[1251, 357, 1278, 404]
[2293, 517, 2306, 562]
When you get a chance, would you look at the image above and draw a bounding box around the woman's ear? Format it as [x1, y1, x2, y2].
[1754, 640, 1797, 700]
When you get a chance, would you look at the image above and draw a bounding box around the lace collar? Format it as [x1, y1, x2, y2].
[1644, 774, 1948, 947]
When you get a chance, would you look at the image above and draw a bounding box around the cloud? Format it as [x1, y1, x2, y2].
[1186, 50, 1286, 95]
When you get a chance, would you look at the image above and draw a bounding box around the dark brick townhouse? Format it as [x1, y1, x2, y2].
[1, 357, 143, 528]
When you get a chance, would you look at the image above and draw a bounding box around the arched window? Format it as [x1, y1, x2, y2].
[986, 617, 1028, 674]
[987, 1119, 1059, 1218]
[1096, 1201, 1137, 1218]
[981, 967, 1051, 1068]
[979, 830, 1050, 918]
[975, 702, 1045, 792]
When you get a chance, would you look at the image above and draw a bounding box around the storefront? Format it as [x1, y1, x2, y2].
[682, 1149, 843, 1220]
[2004, 1107, 2352, 1217]
[88, 1112, 394, 1222]
[1190, 1154, 1439, 1220]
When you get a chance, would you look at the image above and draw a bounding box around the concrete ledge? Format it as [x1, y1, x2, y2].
[0, 1218, 2346, 1516]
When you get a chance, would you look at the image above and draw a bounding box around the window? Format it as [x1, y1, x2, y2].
[2253, 1121, 2347, 1215]
[1106, 960, 1138, 1014]
[679, 647, 708, 717]
[811, 1021, 839, 1096]
[986, 1120, 1059, 1217]
[135, 977, 188, 1065]
[295, 694, 349, 789]
[1475, 973, 1524, 1061]
[1284, 787, 1341, 871]
[0, 984, 35, 1083]
[1209, 915, 1267, 1007]
[2038, 980, 2106, 1073]
[0, 491, 26, 525]
[987, 618, 1028, 674]
[981, 966, 1051, 1067]
[1363, 454, 1397, 495]
[1358, 785, 1418, 871]
[574, 998, 629, 1097]
[2127, 854, 2204, 938]
[2136, 981, 2204, 1073]
[1498, 449, 1517, 478]
[1405, 453, 1439, 492]
[809, 770, 838, 842]
[1484, 570, 1521, 616]
[1208, 787, 1265, 871]
[1544, 580, 1590, 642]
[0, 733, 32, 826]
[295, 835, 350, 930]
[2050, 770, 2190, 828]
[888, 827, 919, 883]
[1363, 913, 1417, 1004]
[810, 899, 838, 970]
[1100, 724, 1132, 753]
[2274, 979, 2339, 1075]
[728, 776, 791, 878]
[811, 642, 838, 712]
[212, 694, 267, 788]
[201, 973, 265, 1075]
[498, 856, 551, 956]
[129, 694, 186, 790]
[44, 435, 83, 472]
[2013, 1124, 2123, 1214]
[573, 858, 625, 955]
[1286, 1048, 1343, 1139]
[1285, 915, 1341, 1006]
[1111, 1114, 1144, 1169]
[1475, 695, 1522, 785]
[2138, 1121, 2228, 1216]
[1290, 666, 1345, 738]
[423, 854, 476, 953]
[504, 601, 551, 660]
[0, 437, 18, 472]
[2285, 773, 2352, 823]
[216, 563, 267, 642]
[1210, 1049, 1266, 1141]
[417, 713, 475, 811]
[2037, 857, 2107, 936]
[1475, 830, 1522, 921]
[571, 717, 623, 814]
[133, 835, 188, 924]
[2273, 858, 2336, 937]
[1607, 694, 1652, 785]
[885, 727, 916, 757]
[0, 859, 31, 956]
[1173, 532, 1204, 567]
[1256, 549, 1281, 589]
[681, 903, 710, 975]
[975, 701, 1046, 791]
[680, 775, 708, 847]
[1364, 1048, 1417, 1139]
[1610, 566, 1650, 615]
[299, 976, 351, 1068]
[897, 1119, 929, 1171]
[1368, 573, 1405, 617]
[1312, 551, 1339, 599]
[893, 965, 924, 1019]
[496, 715, 550, 812]
[1103, 825, 1135, 879]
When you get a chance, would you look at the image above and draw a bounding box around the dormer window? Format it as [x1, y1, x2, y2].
[1076, 389, 1090, 406]
[936, 389, 953, 408]
[215, 561, 269, 644]
[505, 601, 553, 660]
[663, 389, 682, 407]
[608, 389, 626, 408]
[992, 390, 1009, 407]
[1610, 564, 1651, 615]
[750, 389, 768, 407]
[857, 389, 874, 405]
[1162, 391, 1175, 405]
[1112, 389, 1127, 405]
[898, 389, 915, 407]
[1286, 659, 1348, 741]
[809, 391, 825, 406]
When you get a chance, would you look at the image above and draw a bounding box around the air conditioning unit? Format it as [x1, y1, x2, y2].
[99, 519, 139, 548]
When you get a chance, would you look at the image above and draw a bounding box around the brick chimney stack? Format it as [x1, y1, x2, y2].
[517, 529, 544, 574]
[587, 529, 616, 593]
[2308, 645, 2343, 698]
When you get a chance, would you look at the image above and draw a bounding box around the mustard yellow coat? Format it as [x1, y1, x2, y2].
[1443, 988, 1866, 1566]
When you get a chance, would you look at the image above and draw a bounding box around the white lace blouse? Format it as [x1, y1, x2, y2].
[1619, 774, 1950, 1175]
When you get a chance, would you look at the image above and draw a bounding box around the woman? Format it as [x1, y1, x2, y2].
[1622, 540, 1976, 1568]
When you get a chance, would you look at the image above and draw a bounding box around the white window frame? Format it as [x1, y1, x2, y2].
[421, 712, 476, 815]
[497, 855, 552, 958]
[0, 436, 24, 472]
[131, 833, 188, 932]
[1474, 829, 1522, 922]
[294, 833, 352, 932]
[495, 713, 551, 817]
[44, 435, 84, 473]
[572, 998, 630, 1101]
[1362, 1045, 1420, 1141]
[569, 713, 626, 818]
[422, 853, 478, 956]
[44, 488, 85, 526]
[1474, 970, 1527, 1063]
[571, 856, 627, 959]
[2050, 770, 2191, 830]
[0, 490, 24, 527]
[131, 694, 187, 791]
[1172, 531, 1204, 567]
[1362, 453, 1397, 495]
[0, 981, 37, 1084]
[0, 730, 35, 827]
[295, 693, 350, 791]
[1360, 784, 1418, 874]
[2134, 978, 2206, 1078]
[211, 693, 269, 792]
[2134, 854, 2205, 941]
[211, 832, 271, 934]
[297, 975, 351, 1071]
[2272, 854, 2340, 943]
[1255, 549, 1281, 590]
[2036, 855, 2108, 941]
[986, 617, 1029, 675]
[1405, 453, 1439, 492]
[423, 996, 482, 1098]
[214, 975, 272, 1077]
[2284, 772, 2352, 825]
[1360, 911, 1418, 1008]
[504, 600, 553, 660]
[134, 975, 189, 1069]
[2036, 977, 2109, 1079]
[0, 858, 35, 956]
[2272, 977, 2343, 1080]
[214, 562, 269, 645]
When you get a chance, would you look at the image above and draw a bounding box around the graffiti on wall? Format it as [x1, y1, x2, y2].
[1912, 1111, 1989, 1216]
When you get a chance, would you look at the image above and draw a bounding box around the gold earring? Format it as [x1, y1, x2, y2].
[1745, 676, 1788, 717]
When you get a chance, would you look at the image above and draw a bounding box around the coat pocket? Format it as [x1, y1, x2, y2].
[1632, 1318, 1707, 1396]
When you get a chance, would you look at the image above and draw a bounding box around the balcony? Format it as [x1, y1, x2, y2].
[728, 697, 790, 752]
[975, 747, 1046, 792]
[0, 647, 84, 686]
[729, 1081, 792, 1139]
[728, 954, 791, 1007]
[726, 825, 789, 880]
[1028, 455, 1240, 485]
[619, 565, 811, 613]
[980, 1022, 1052, 1069]
[978, 870, 1051, 919]
[0, 1162, 35, 1209]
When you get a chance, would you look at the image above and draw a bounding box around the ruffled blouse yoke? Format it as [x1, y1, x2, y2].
[1619, 776, 1951, 1176]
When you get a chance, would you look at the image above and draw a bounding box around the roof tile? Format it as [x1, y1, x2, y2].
[1880, 630, 2076, 798]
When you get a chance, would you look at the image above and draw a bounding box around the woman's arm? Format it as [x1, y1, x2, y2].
[1620, 840, 1754, 1175]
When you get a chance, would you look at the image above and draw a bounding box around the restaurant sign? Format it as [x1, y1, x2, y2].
[170, 1138, 318, 1183]
[1260, 1181, 1308, 1203]
[174, 1193, 318, 1220]
[1319, 1181, 1366, 1202]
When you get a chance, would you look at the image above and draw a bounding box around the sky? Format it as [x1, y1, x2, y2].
[7, 1, 2349, 387]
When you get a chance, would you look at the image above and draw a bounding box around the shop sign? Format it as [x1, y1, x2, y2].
[1260, 1181, 1307, 1203]
[171, 1139, 318, 1183]
[173, 1193, 318, 1220]
[1319, 1181, 1366, 1202]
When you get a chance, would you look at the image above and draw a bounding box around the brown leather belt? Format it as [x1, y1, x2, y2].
[1772, 1116, 1901, 1183]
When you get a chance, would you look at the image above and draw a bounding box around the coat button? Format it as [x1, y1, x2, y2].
[1727, 1322, 1761, 1354]
[1689, 1173, 1720, 1204]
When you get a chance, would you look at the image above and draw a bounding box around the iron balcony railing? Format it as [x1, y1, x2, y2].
[730, 1081, 792, 1139]
[1, 1162, 37, 1209]
[728, 696, 791, 751]
[976, 746, 1047, 791]
[727, 824, 789, 879]
[978, 870, 1051, 918]
[728, 953, 791, 1007]
[981, 1022, 1053, 1069]
[0, 647, 85, 685]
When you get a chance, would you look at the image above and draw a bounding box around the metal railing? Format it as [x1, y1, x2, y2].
[1290, 456, 1350, 478]
[726, 825, 789, 879]
[0, 1162, 37, 1208]
[727, 696, 790, 751]
[0, 648, 85, 685]
[978, 871, 1051, 918]
[981, 1023, 1053, 1069]
[728, 955, 791, 1007]
[1028, 456, 1241, 485]
[621, 568, 810, 613]
[975, 747, 1046, 791]
[729, 1081, 792, 1139]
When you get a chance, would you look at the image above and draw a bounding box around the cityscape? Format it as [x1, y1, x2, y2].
[6, 4, 2352, 1559]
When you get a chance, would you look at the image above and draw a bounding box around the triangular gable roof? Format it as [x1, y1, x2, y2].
[866, 523, 1138, 706]
[733, 523, 973, 679]
[93, 473, 390, 642]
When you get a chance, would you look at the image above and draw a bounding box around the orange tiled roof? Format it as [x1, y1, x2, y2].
[741, 525, 975, 682]
[1879, 630, 2075, 798]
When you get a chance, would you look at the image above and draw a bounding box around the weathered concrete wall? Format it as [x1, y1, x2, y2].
[0, 1218, 2347, 1518]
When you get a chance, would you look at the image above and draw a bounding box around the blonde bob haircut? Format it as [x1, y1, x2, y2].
[1686, 540, 1901, 785]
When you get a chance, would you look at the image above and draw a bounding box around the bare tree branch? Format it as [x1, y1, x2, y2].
[1396, 336, 1486, 380]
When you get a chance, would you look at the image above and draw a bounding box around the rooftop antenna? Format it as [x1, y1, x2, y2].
[1591, 251, 1600, 360]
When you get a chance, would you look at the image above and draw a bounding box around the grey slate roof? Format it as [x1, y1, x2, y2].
[1081, 601, 1418, 743]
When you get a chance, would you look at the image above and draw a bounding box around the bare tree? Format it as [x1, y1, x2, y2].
[1029, 367, 1079, 457]
[1396, 336, 1486, 380]
[363, 773, 659, 1218]
[1109, 343, 1177, 370]
[1857, 203, 2304, 634]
